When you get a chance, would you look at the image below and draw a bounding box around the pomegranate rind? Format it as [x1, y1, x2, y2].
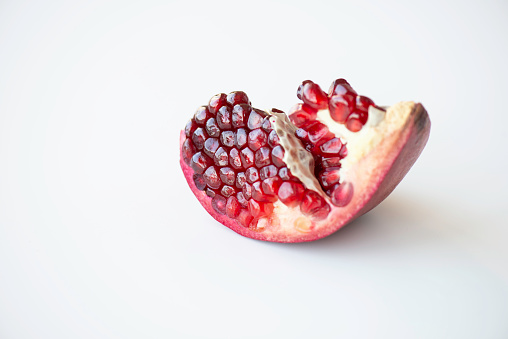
[179, 101, 430, 243]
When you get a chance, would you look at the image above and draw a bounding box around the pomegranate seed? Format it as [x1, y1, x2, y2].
[300, 190, 330, 219]
[260, 165, 278, 180]
[345, 112, 367, 132]
[214, 147, 229, 167]
[245, 167, 259, 183]
[181, 138, 195, 165]
[261, 177, 282, 196]
[328, 79, 357, 97]
[262, 117, 272, 132]
[235, 128, 247, 148]
[306, 122, 329, 144]
[203, 166, 221, 189]
[226, 196, 241, 218]
[211, 195, 227, 214]
[252, 181, 270, 202]
[203, 138, 219, 158]
[192, 127, 207, 150]
[248, 129, 267, 151]
[228, 148, 242, 169]
[220, 131, 235, 147]
[194, 106, 210, 126]
[227, 91, 250, 106]
[329, 95, 351, 123]
[205, 118, 220, 137]
[193, 173, 206, 190]
[267, 130, 280, 147]
[339, 144, 348, 158]
[206, 188, 216, 198]
[320, 157, 342, 168]
[356, 95, 374, 113]
[247, 110, 265, 130]
[208, 93, 228, 114]
[236, 172, 246, 188]
[295, 128, 309, 142]
[319, 168, 341, 188]
[242, 183, 252, 199]
[319, 138, 342, 155]
[278, 167, 296, 181]
[236, 209, 254, 227]
[219, 167, 235, 186]
[190, 152, 212, 174]
[297, 80, 328, 110]
[271, 145, 285, 167]
[236, 192, 249, 207]
[278, 181, 305, 207]
[330, 182, 354, 207]
[232, 104, 250, 128]
[240, 148, 254, 168]
[216, 106, 232, 130]
[185, 119, 198, 138]
[255, 147, 271, 168]
[248, 199, 271, 218]
[221, 185, 236, 198]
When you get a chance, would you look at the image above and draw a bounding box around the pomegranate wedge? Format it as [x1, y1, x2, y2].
[179, 79, 430, 242]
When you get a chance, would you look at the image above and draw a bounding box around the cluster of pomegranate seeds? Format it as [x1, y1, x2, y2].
[182, 91, 330, 229]
[288, 78, 379, 206]
[295, 78, 380, 132]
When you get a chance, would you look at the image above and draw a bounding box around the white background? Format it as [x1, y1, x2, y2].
[1, 0, 507, 338]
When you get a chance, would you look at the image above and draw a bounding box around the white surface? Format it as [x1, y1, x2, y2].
[1, 0, 508, 338]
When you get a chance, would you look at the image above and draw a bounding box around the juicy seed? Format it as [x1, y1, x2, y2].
[194, 106, 210, 125]
[236, 172, 247, 188]
[216, 106, 232, 130]
[278, 182, 305, 207]
[220, 131, 235, 147]
[297, 80, 328, 110]
[320, 138, 342, 155]
[203, 166, 221, 189]
[226, 196, 241, 218]
[245, 167, 259, 183]
[232, 104, 250, 128]
[262, 117, 272, 132]
[249, 199, 272, 218]
[240, 148, 255, 168]
[206, 188, 216, 198]
[236, 209, 254, 227]
[320, 157, 342, 169]
[192, 128, 207, 150]
[211, 195, 227, 214]
[205, 118, 220, 137]
[229, 148, 242, 169]
[248, 129, 267, 151]
[190, 152, 211, 174]
[318, 169, 341, 188]
[214, 147, 229, 167]
[306, 122, 329, 144]
[329, 95, 351, 123]
[193, 173, 206, 190]
[255, 147, 271, 168]
[252, 182, 276, 202]
[235, 128, 248, 148]
[227, 91, 250, 106]
[208, 93, 228, 114]
[221, 185, 236, 198]
[185, 119, 197, 138]
[260, 165, 278, 180]
[247, 110, 265, 130]
[278, 167, 295, 181]
[330, 182, 354, 207]
[242, 183, 252, 199]
[262, 177, 282, 196]
[203, 138, 219, 158]
[219, 167, 236, 186]
[300, 190, 330, 219]
[182, 139, 195, 165]
[236, 192, 249, 207]
[267, 130, 280, 147]
[271, 145, 285, 168]
[345, 111, 368, 132]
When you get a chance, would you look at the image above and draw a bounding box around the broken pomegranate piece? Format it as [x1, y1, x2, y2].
[180, 81, 430, 242]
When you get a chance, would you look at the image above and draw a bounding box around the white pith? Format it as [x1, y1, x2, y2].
[263, 102, 413, 234]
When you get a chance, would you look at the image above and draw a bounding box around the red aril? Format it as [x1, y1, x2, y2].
[180, 79, 430, 242]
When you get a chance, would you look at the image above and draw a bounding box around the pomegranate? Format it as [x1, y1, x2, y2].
[179, 79, 430, 242]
